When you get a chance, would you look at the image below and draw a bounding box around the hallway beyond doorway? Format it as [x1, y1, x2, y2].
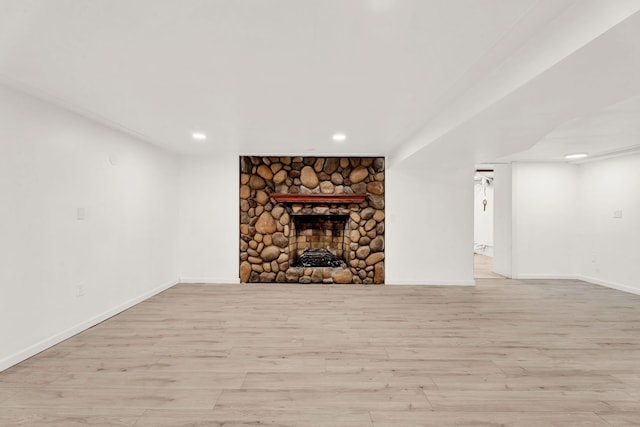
[474, 253, 504, 279]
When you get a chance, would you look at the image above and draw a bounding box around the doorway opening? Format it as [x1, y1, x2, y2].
[474, 168, 503, 279]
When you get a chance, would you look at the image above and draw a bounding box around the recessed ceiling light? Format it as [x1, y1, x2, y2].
[192, 132, 207, 141]
[564, 152, 588, 159]
[332, 133, 346, 142]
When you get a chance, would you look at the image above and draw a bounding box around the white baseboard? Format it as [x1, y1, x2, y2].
[0, 279, 178, 373]
[578, 275, 640, 296]
[179, 277, 240, 284]
[513, 273, 579, 280]
[387, 279, 476, 286]
[513, 273, 640, 296]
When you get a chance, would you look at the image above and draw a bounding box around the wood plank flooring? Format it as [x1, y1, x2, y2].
[474, 253, 504, 279]
[2, 280, 640, 426]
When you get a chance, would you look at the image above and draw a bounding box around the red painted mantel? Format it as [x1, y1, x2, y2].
[272, 193, 368, 204]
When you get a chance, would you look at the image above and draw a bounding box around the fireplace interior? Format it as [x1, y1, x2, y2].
[290, 215, 348, 267]
[293, 248, 343, 268]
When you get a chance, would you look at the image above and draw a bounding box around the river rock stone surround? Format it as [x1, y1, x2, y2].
[239, 156, 385, 284]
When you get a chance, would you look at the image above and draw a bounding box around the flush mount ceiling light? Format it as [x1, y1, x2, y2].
[332, 133, 346, 142]
[564, 152, 588, 159]
[192, 132, 207, 141]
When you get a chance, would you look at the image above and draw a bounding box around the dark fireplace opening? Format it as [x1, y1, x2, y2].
[292, 248, 343, 267]
[290, 214, 348, 267]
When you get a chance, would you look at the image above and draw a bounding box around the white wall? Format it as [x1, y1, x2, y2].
[177, 155, 476, 286]
[576, 153, 640, 294]
[493, 164, 512, 277]
[497, 157, 639, 295]
[511, 163, 578, 278]
[177, 154, 239, 283]
[474, 175, 494, 256]
[386, 165, 474, 285]
[0, 85, 179, 371]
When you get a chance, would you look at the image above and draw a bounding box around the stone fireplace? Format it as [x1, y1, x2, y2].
[239, 156, 384, 284]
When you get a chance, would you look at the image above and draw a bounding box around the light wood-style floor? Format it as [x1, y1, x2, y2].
[2, 280, 640, 426]
[474, 253, 505, 279]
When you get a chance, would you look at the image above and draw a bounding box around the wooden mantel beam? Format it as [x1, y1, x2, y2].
[272, 193, 367, 204]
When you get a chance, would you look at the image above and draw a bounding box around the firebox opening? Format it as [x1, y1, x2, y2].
[293, 248, 343, 268]
[290, 214, 349, 267]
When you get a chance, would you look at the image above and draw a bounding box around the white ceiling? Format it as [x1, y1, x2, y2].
[1, 0, 640, 166]
[495, 96, 640, 163]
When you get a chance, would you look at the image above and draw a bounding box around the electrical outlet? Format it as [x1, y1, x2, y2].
[77, 284, 85, 297]
[613, 210, 622, 219]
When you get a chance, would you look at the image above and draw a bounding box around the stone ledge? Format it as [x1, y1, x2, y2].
[285, 266, 355, 284]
